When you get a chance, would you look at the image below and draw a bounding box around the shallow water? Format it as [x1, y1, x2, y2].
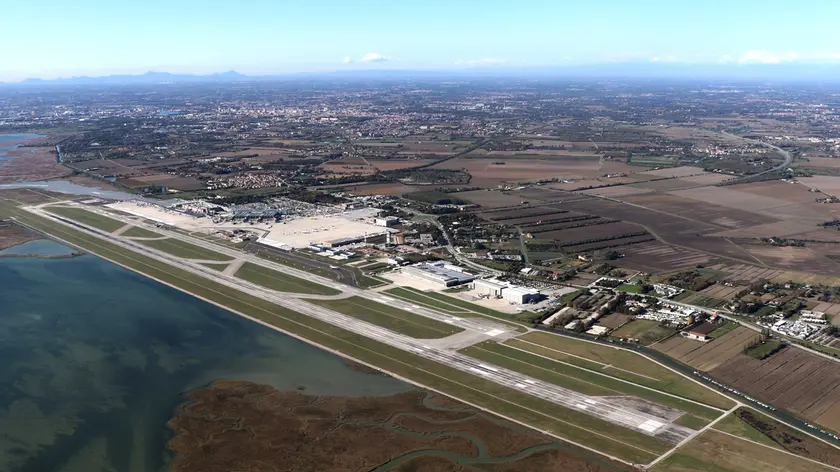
[0, 251, 412, 472]
[0, 134, 43, 163]
[0, 239, 77, 257]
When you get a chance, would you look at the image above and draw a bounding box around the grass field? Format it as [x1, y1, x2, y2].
[255, 251, 342, 281]
[713, 410, 781, 450]
[385, 287, 531, 329]
[611, 320, 677, 345]
[234, 261, 339, 295]
[306, 296, 464, 339]
[617, 283, 643, 293]
[293, 250, 388, 288]
[199, 262, 229, 271]
[508, 332, 734, 410]
[2, 201, 666, 464]
[674, 414, 713, 430]
[45, 206, 127, 233]
[136, 237, 233, 261]
[461, 341, 723, 419]
[121, 226, 163, 238]
[629, 155, 678, 167]
[652, 430, 831, 472]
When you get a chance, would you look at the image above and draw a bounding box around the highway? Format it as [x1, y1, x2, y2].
[25, 203, 697, 446]
[721, 131, 794, 183]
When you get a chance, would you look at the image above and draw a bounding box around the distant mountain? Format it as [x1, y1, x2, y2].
[7, 63, 840, 85]
[16, 70, 254, 85]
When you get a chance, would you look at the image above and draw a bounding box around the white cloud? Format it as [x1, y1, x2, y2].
[341, 56, 352, 64]
[650, 55, 678, 63]
[737, 50, 798, 64]
[719, 54, 733, 64]
[359, 53, 390, 63]
[455, 58, 506, 67]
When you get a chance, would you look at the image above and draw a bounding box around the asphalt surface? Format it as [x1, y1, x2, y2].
[27, 203, 697, 445]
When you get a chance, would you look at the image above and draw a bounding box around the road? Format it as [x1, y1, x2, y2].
[24, 203, 698, 447]
[421, 213, 507, 276]
[721, 131, 793, 183]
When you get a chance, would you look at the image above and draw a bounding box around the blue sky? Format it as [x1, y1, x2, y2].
[2, 0, 840, 81]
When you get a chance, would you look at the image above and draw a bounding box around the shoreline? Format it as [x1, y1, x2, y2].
[0, 133, 72, 184]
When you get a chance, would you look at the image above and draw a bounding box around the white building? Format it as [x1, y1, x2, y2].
[504, 286, 541, 304]
[473, 279, 507, 298]
[403, 261, 475, 287]
[375, 216, 400, 227]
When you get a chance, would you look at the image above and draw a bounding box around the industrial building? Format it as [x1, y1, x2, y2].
[473, 278, 507, 298]
[503, 286, 541, 304]
[470, 278, 542, 304]
[375, 216, 400, 227]
[402, 261, 475, 287]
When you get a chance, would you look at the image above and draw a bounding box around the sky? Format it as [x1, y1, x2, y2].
[2, 0, 840, 81]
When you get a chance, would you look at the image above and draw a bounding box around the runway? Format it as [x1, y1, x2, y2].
[25, 204, 696, 445]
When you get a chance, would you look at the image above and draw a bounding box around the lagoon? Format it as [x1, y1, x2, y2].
[0, 250, 412, 472]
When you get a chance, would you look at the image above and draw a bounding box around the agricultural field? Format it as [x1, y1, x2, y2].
[706, 263, 786, 284]
[653, 327, 760, 371]
[506, 332, 734, 410]
[711, 348, 840, 432]
[698, 283, 747, 301]
[619, 242, 713, 272]
[628, 155, 680, 167]
[305, 296, 464, 339]
[45, 206, 127, 233]
[453, 189, 527, 208]
[431, 154, 601, 187]
[652, 430, 835, 472]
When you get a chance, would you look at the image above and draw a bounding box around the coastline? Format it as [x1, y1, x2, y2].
[0, 134, 72, 184]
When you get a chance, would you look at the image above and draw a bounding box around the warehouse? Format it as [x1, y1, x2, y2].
[503, 285, 541, 304]
[402, 261, 475, 287]
[473, 278, 507, 298]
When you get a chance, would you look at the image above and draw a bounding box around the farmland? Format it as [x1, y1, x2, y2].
[480, 207, 656, 255]
[653, 327, 760, 371]
[711, 348, 840, 432]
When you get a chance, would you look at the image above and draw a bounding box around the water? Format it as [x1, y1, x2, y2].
[0, 239, 77, 257]
[0, 134, 44, 164]
[0, 251, 412, 472]
[0, 181, 144, 201]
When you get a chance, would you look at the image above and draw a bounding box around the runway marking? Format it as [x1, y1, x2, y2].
[16, 208, 670, 459]
[576, 403, 589, 410]
[486, 329, 504, 337]
[639, 419, 664, 433]
[585, 399, 597, 405]
[478, 364, 499, 372]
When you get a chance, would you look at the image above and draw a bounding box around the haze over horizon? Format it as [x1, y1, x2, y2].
[3, 0, 840, 82]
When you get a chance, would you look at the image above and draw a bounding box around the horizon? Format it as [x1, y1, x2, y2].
[3, 0, 840, 82]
